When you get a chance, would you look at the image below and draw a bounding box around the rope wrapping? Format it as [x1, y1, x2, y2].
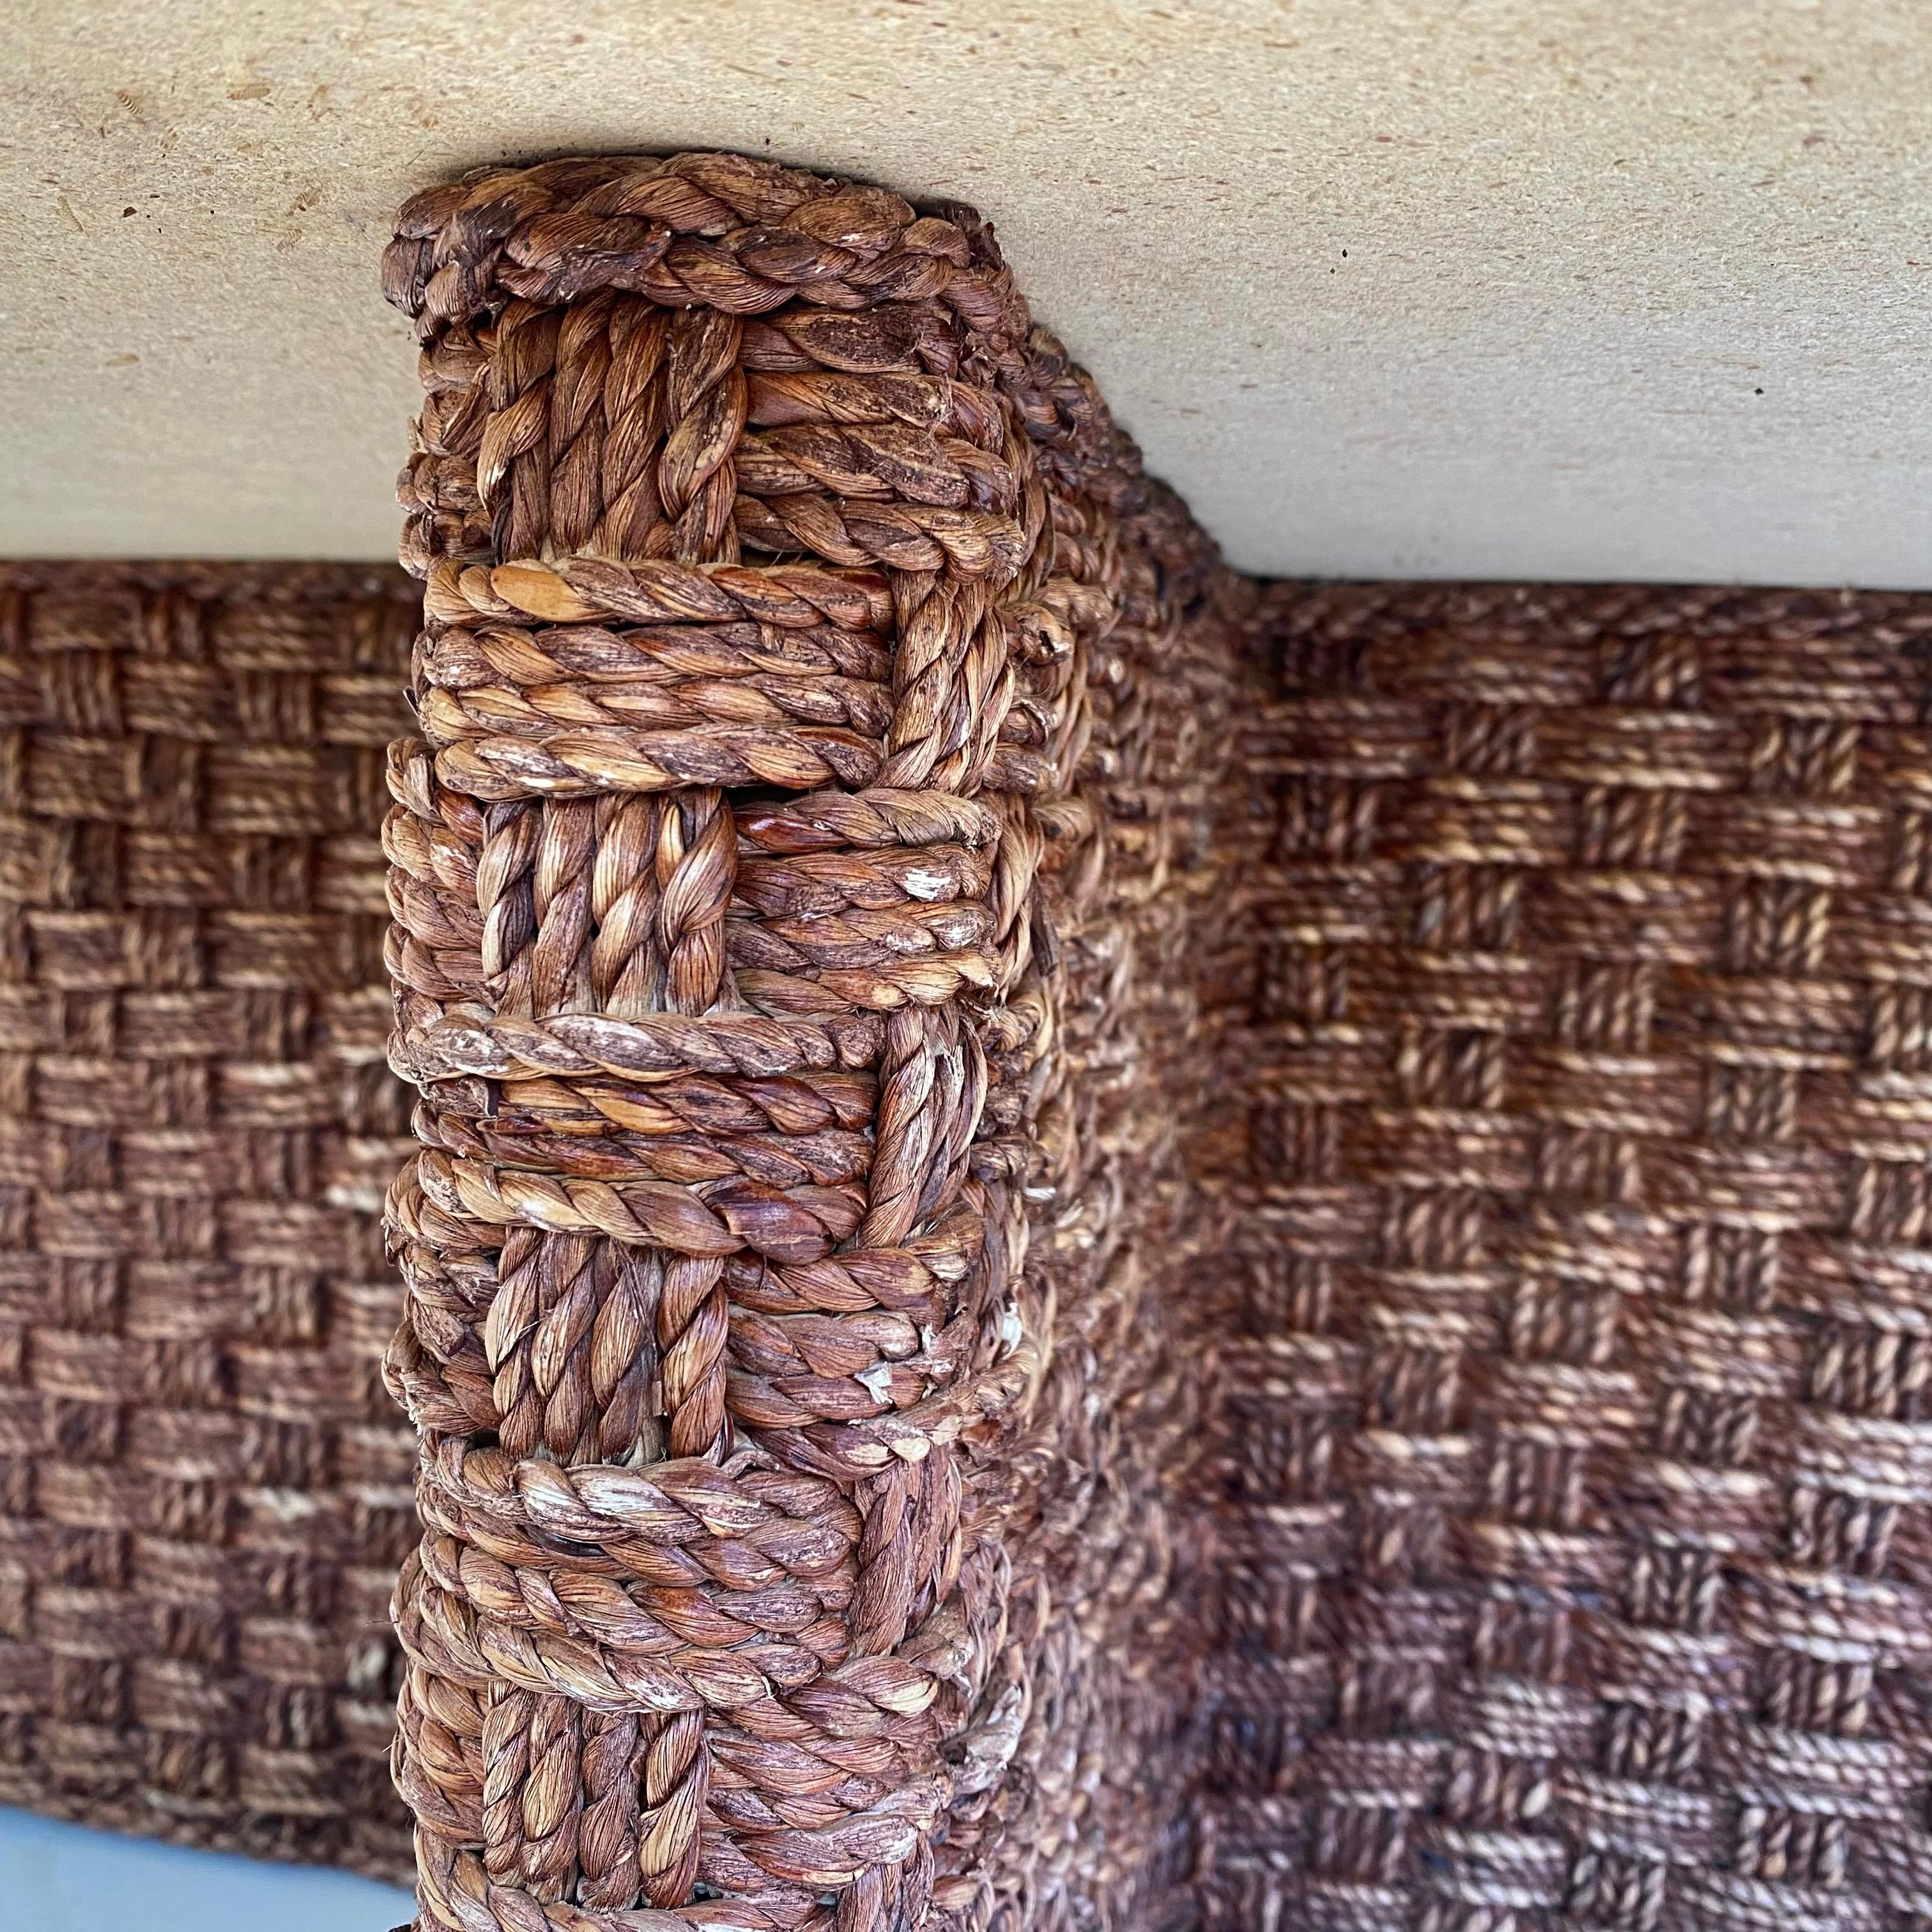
[379, 151, 1237, 1931]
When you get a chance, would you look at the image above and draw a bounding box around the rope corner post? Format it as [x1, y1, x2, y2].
[375, 150, 1243, 1931]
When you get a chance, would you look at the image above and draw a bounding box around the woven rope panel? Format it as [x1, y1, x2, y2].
[6, 157, 1932, 1932]
[1184, 583, 1932, 1932]
[0, 563, 416, 1879]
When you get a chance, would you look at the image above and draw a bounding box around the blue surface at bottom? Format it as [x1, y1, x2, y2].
[1, 1805, 413, 1930]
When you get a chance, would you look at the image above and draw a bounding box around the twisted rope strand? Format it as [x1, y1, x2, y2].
[381, 148, 1230, 1932]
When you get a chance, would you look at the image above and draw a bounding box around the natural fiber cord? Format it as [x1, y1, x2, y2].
[1184, 582, 1932, 1932]
[0, 562, 417, 1879]
[4, 151, 1932, 1932]
[376, 151, 1242, 1931]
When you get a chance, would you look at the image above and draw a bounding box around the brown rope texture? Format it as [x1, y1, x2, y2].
[1183, 582, 1932, 1932]
[0, 562, 417, 1878]
[377, 151, 1238, 1932]
[8, 153, 1932, 1932]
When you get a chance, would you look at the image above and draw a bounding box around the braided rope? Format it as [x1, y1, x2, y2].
[379, 148, 1193, 1931]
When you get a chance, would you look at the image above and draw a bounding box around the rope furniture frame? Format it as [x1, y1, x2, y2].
[5, 149, 1932, 1932]
[377, 151, 1241, 1931]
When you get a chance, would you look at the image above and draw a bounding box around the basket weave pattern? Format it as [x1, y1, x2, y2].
[7, 164, 1932, 1932]
[0, 564, 417, 1878]
[1184, 583, 1932, 1931]
[377, 152, 1242, 1930]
